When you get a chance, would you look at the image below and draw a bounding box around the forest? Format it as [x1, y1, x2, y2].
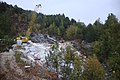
[0, 2, 120, 80]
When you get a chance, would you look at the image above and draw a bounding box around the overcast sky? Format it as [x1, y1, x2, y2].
[1, 0, 120, 25]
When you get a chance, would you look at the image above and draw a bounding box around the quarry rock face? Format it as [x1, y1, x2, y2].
[30, 33, 55, 43]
